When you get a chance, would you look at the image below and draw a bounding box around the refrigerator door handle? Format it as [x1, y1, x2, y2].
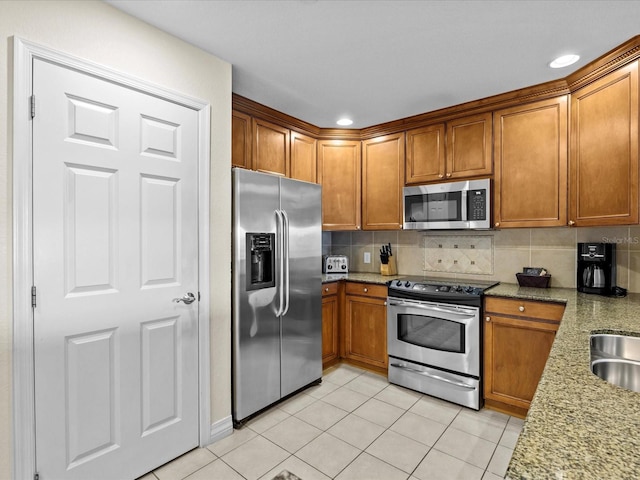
[274, 209, 285, 317]
[282, 209, 290, 316]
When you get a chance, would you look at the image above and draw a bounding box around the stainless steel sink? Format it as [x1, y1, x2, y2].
[590, 334, 640, 392]
[590, 334, 640, 362]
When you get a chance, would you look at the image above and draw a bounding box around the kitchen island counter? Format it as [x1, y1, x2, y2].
[486, 284, 640, 480]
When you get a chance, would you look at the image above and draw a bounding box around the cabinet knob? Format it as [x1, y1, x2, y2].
[438, 174, 444, 178]
[519, 305, 525, 312]
[356, 226, 361, 230]
[446, 173, 452, 178]
[325, 287, 329, 292]
[568, 220, 575, 226]
[384, 301, 387, 306]
[363, 287, 368, 293]
[494, 222, 500, 227]
[485, 316, 491, 322]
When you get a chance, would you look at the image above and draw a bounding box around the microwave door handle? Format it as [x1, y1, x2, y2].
[461, 189, 468, 221]
[390, 363, 476, 390]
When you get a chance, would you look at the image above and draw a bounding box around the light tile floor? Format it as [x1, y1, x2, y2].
[139, 364, 523, 480]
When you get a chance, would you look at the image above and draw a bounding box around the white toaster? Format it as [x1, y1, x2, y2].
[323, 255, 349, 273]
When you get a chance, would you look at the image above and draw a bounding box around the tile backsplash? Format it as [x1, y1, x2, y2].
[424, 235, 493, 275]
[325, 226, 640, 292]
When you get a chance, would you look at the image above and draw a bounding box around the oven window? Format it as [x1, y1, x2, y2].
[397, 314, 465, 353]
[405, 191, 462, 223]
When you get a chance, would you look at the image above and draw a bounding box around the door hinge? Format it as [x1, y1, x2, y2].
[30, 94, 36, 118]
[31, 286, 37, 308]
[34, 473, 40, 480]
[198, 292, 201, 302]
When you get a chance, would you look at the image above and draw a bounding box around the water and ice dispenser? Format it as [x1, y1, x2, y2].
[246, 233, 275, 290]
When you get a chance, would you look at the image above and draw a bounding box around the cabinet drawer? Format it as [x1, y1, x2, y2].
[484, 296, 565, 321]
[345, 282, 388, 299]
[322, 282, 338, 296]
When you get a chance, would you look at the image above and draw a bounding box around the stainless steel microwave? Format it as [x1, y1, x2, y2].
[403, 178, 491, 230]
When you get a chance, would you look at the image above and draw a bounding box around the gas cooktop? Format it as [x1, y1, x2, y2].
[387, 276, 499, 301]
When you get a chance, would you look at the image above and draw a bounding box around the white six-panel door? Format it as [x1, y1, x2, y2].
[32, 58, 200, 480]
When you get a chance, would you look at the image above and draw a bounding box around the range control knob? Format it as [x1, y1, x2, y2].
[341, 264, 346, 270]
[404, 281, 411, 287]
[464, 286, 474, 293]
[396, 280, 402, 286]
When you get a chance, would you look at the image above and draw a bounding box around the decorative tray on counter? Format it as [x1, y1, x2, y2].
[516, 267, 551, 288]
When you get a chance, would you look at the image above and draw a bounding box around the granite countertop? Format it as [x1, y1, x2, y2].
[486, 284, 640, 479]
[322, 275, 640, 477]
[321, 272, 402, 284]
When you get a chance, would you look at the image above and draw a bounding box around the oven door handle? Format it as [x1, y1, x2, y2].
[388, 301, 476, 318]
[390, 363, 476, 390]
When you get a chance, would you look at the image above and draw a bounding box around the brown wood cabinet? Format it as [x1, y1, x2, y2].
[232, 110, 252, 169]
[290, 131, 317, 183]
[252, 118, 290, 176]
[405, 112, 492, 185]
[405, 124, 446, 184]
[483, 296, 565, 418]
[446, 112, 493, 179]
[362, 133, 405, 230]
[342, 282, 388, 372]
[494, 96, 568, 228]
[321, 282, 340, 369]
[317, 140, 362, 230]
[569, 60, 639, 226]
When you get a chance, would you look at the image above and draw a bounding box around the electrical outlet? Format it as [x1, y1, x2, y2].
[364, 251, 371, 264]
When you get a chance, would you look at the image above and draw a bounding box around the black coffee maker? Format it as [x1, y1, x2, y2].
[577, 243, 616, 295]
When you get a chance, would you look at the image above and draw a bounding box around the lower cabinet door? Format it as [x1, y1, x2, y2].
[484, 314, 558, 411]
[321, 294, 339, 367]
[344, 295, 388, 369]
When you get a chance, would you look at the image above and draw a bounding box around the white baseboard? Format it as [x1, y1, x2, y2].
[208, 415, 234, 445]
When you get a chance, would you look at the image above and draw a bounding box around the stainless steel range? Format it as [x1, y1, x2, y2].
[387, 277, 498, 410]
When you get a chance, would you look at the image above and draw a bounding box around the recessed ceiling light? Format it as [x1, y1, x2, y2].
[549, 54, 580, 69]
[336, 118, 353, 126]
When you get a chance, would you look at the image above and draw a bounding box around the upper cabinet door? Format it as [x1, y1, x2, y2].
[569, 61, 639, 226]
[290, 131, 317, 183]
[232, 110, 252, 169]
[362, 133, 405, 230]
[252, 118, 290, 176]
[405, 124, 445, 184]
[446, 112, 493, 180]
[494, 97, 568, 228]
[317, 140, 361, 230]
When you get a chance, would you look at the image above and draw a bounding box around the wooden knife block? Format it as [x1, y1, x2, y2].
[380, 256, 397, 276]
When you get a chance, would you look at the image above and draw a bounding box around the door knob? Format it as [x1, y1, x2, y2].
[173, 292, 196, 305]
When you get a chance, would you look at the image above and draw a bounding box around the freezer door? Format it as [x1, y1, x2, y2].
[280, 177, 323, 397]
[232, 169, 281, 421]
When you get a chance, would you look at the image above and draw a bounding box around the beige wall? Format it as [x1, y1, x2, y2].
[330, 226, 640, 291]
[0, 1, 232, 477]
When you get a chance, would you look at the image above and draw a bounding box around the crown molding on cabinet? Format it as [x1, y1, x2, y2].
[233, 35, 640, 141]
[567, 35, 640, 91]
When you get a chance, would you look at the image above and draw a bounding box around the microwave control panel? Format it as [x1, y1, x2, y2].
[468, 189, 487, 221]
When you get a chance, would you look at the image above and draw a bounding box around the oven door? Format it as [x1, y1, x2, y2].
[387, 297, 480, 377]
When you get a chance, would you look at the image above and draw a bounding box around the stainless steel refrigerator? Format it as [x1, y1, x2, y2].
[232, 168, 322, 424]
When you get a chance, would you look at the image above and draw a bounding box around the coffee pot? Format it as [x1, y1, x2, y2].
[577, 243, 615, 295]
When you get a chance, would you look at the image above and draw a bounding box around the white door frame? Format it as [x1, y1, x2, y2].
[12, 37, 212, 480]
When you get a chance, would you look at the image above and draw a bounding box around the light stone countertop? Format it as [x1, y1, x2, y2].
[321, 272, 402, 284]
[321, 275, 640, 478]
[486, 284, 640, 480]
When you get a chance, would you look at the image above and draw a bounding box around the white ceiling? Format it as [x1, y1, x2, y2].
[106, 0, 640, 129]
